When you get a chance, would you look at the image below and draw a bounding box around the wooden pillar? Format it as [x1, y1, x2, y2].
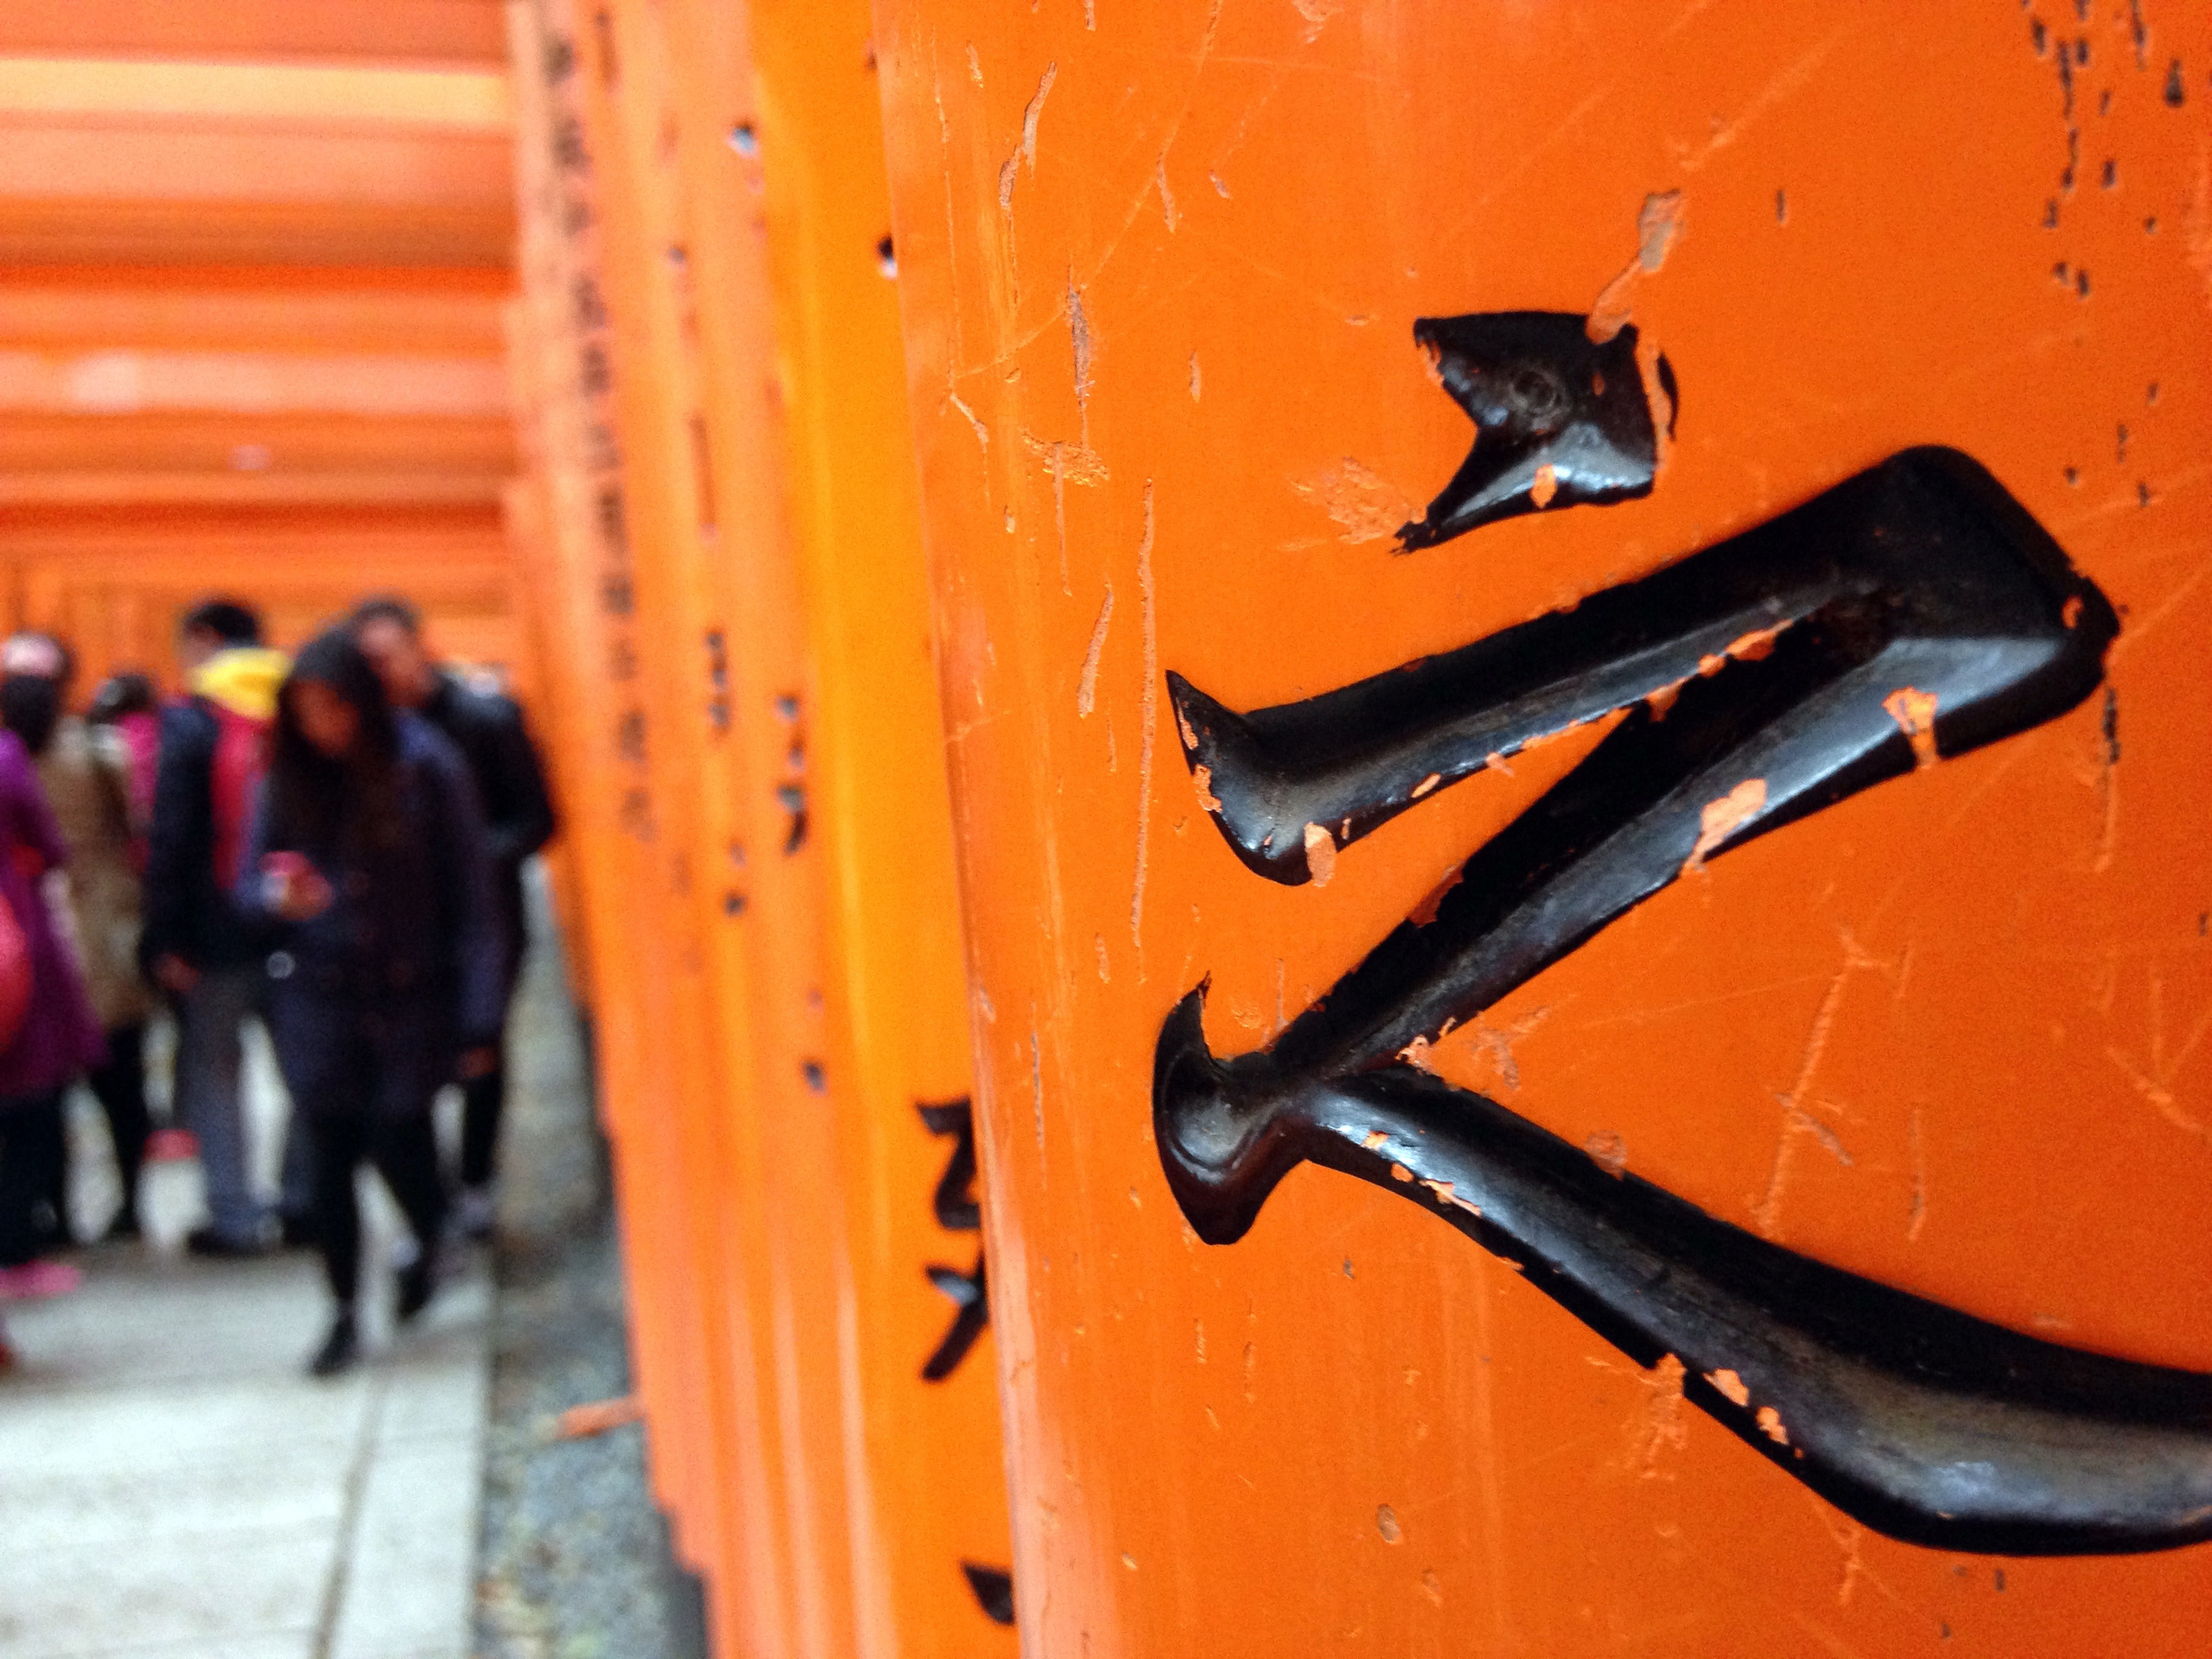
[871, 2, 2212, 1654]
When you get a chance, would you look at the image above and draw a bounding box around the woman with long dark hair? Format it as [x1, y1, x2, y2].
[241, 629, 501, 1376]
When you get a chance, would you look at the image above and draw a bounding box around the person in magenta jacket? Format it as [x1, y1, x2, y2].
[0, 716, 105, 1348]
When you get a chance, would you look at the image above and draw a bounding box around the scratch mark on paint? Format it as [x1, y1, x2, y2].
[1068, 273, 1095, 448]
[2093, 684, 2119, 873]
[1677, 26, 1849, 173]
[1751, 933, 1882, 1238]
[1629, 1354, 1688, 1477]
[1461, 1005, 1553, 1093]
[946, 390, 988, 449]
[1077, 585, 1114, 717]
[1187, 350, 1202, 401]
[1030, 1024, 1045, 1150]
[1021, 63, 1056, 170]
[999, 62, 1058, 211]
[1132, 482, 1158, 950]
[1095, 933, 1110, 982]
[1907, 1104, 1928, 1241]
[1156, 157, 1179, 231]
[2105, 970, 2212, 1143]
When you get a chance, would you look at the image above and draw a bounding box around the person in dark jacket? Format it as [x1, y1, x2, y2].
[240, 631, 503, 1377]
[142, 599, 311, 1254]
[352, 597, 556, 1238]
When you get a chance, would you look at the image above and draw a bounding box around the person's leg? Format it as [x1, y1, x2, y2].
[370, 1016, 451, 1320]
[373, 1111, 448, 1320]
[87, 1024, 151, 1235]
[0, 1092, 79, 1296]
[310, 1108, 365, 1308]
[27, 1092, 71, 1250]
[456, 898, 526, 1225]
[0, 1095, 58, 1267]
[174, 969, 262, 1248]
[457, 1064, 503, 1189]
[266, 995, 369, 1374]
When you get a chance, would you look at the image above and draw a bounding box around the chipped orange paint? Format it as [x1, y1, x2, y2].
[1886, 685, 1943, 769]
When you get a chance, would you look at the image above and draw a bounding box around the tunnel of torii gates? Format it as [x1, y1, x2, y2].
[4, 0, 2210, 1654]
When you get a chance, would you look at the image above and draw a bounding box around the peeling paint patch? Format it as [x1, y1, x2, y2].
[1584, 1131, 1628, 1177]
[1907, 1104, 1928, 1241]
[1303, 820, 1337, 887]
[1022, 431, 1108, 486]
[1589, 190, 1685, 343]
[1292, 457, 1414, 545]
[1293, 0, 1343, 42]
[1707, 1367, 1751, 1408]
[1462, 1005, 1551, 1092]
[1683, 777, 1765, 875]
[1375, 1503, 1402, 1543]
[1758, 1405, 1791, 1445]
[1420, 1178, 1481, 1217]
[1192, 764, 1222, 812]
[1883, 686, 1941, 769]
[1187, 350, 1202, 401]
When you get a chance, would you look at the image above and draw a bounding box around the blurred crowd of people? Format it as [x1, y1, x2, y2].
[0, 595, 554, 1378]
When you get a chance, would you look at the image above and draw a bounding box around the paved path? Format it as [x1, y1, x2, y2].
[0, 1048, 490, 1658]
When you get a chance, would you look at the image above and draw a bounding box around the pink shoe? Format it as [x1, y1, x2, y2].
[0, 1261, 82, 1301]
[145, 1127, 198, 1163]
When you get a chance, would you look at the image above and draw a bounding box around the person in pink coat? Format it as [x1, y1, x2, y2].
[0, 713, 106, 1361]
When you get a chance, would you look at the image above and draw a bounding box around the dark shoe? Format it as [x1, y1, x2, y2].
[396, 1256, 438, 1325]
[308, 1313, 358, 1378]
[186, 1225, 265, 1260]
[277, 1211, 319, 1250]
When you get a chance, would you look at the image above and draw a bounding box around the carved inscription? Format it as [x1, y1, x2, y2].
[1151, 318, 2212, 1556]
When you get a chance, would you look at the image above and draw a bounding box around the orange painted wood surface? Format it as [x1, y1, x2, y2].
[872, 1, 2212, 1653]
[504, 1, 1013, 1654]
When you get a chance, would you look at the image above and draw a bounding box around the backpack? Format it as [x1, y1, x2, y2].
[204, 700, 271, 892]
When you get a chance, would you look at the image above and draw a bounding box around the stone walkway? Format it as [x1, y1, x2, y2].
[0, 1247, 490, 1659]
[0, 878, 695, 1659]
[0, 1002, 488, 1659]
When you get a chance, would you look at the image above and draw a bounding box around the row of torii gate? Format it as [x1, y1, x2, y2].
[6, 1, 2208, 1655]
